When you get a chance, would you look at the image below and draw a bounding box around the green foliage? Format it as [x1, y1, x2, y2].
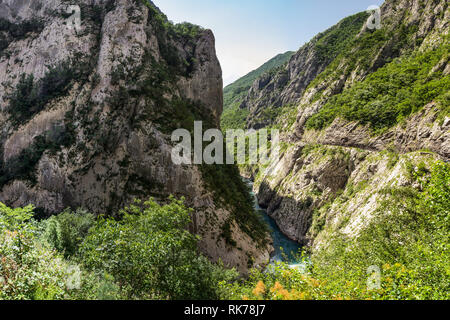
[304, 14, 432, 112]
[255, 104, 290, 127]
[311, 161, 449, 299]
[306, 44, 449, 132]
[314, 12, 369, 63]
[0, 18, 43, 37]
[169, 22, 203, 40]
[0, 130, 73, 188]
[154, 97, 215, 134]
[220, 102, 249, 131]
[79, 197, 237, 299]
[6, 73, 35, 123]
[0, 18, 44, 56]
[7, 62, 78, 126]
[220, 219, 237, 247]
[218, 258, 318, 300]
[42, 209, 95, 258]
[223, 51, 294, 112]
[220, 161, 450, 300]
[0, 203, 103, 300]
[221, 12, 369, 131]
[0, 198, 239, 300]
[140, 0, 203, 77]
[0, 203, 35, 235]
[200, 163, 269, 247]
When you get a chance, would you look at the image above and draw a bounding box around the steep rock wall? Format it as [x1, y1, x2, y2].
[0, 0, 271, 273]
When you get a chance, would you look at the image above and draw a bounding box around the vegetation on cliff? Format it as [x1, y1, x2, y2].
[221, 52, 294, 131]
[221, 12, 369, 132]
[2, 160, 447, 300]
[223, 51, 294, 110]
[307, 43, 450, 132]
[219, 161, 450, 300]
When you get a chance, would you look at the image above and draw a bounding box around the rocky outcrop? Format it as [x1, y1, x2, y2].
[0, 0, 271, 273]
[256, 115, 448, 246]
[240, 38, 333, 129]
[309, 151, 442, 251]
[255, 144, 358, 244]
[301, 103, 450, 160]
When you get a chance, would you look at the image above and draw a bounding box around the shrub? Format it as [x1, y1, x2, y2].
[200, 162, 269, 247]
[306, 44, 450, 132]
[0, 133, 71, 188]
[314, 12, 369, 63]
[42, 209, 96, 258]
[79, 197, 237, 299]
[0, 203, 103, 300]
[7, 63, 75, 126]
[220, 102, 249, 131]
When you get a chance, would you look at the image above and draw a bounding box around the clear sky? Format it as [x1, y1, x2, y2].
[152, 0, 385, 86]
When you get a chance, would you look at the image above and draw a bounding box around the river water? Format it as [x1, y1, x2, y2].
[244, 179, 303, 266]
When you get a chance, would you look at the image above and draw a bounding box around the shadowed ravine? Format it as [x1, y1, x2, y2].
[244, 178, 303, 265]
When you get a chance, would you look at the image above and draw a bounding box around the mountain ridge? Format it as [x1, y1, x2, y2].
[0, 0, 272, 273]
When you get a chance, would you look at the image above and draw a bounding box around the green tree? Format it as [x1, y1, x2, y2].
[0, 203, 103, 300]
[79, 197, 237, 299]
[43, 208, 96, 258]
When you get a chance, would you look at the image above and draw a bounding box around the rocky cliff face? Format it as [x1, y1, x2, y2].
[232, 0, 449, 248]
[0, 0, 271, 273]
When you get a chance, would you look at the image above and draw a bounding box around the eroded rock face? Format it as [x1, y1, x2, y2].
[243, 0, 449, 248]
[0, 0, 271, 273]
[241, 39, 329, 129]
[255, 144, 357, 244]
[239, 12, 369, 129]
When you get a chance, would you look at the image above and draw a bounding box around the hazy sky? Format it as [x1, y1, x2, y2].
[152, 0, 385, 86]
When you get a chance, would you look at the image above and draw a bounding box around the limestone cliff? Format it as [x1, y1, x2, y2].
[228, 0, 449, 249]
[238, 12, 369, 129]
[0, 0, 271, 273]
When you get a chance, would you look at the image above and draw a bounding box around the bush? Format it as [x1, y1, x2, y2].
[201, 162, 269, 247]
[0, 133, 70, 188]
[220, 102, 249, 131]
[314, 12, 368, 63]
[2, 198, 237, 300]
[7, 63, 75, 126]
[0, 203, 104, 300]
[306, 44, 450, 132]
[0, 18, 44, 39]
